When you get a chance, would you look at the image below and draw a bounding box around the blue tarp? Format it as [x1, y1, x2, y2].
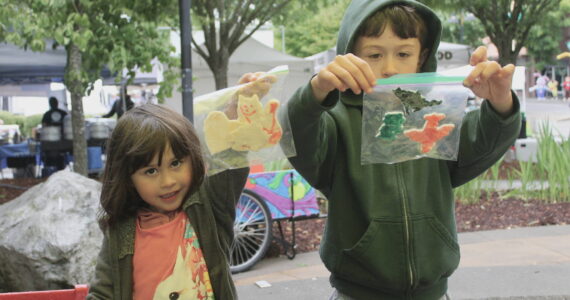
[0, 41, 112, 85]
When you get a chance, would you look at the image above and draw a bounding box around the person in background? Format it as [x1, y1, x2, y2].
[547, 79, 559, 99]
[535, 74, 549, 100]
[42, 96, 67, 131]
[41, 96, 68, 172]
[87, 104, 248, 300]
[102, 94, 134, 119]
[562, 75, 570, 102]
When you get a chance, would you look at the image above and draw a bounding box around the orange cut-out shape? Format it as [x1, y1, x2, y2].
[404, 113, 455, 153]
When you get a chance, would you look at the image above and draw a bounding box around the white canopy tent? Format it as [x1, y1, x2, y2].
[0, 41, 163, 115]
[436, 41, 471, 71]
[165, 38, 314, 112]
[192, 38, 313, 96]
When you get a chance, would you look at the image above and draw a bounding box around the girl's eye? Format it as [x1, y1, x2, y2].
[144, 168, 158, 175]
[398, 52, 411, 58]
[171, 159, 182, 168]
[368, 53, 381, 59]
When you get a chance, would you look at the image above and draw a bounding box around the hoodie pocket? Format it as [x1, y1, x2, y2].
[335, 218, 409, 291]
[411, 216, 460, 288]
[334, 216, 460, 292]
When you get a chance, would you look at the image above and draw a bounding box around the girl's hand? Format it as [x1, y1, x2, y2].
[237, 72, 277, 98]
[238, 72, 265, 85]
[225, 72, 276, 119]
[311, 53, 376, 103]
[463, 46, 515, 117]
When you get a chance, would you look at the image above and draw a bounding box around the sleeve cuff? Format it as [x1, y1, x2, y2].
[480, 90, 521, 126]
[298, 81, 339, 113]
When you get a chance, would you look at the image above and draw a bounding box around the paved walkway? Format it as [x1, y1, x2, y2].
[524, 98, 570, 139]
[234, 225, 570, 300]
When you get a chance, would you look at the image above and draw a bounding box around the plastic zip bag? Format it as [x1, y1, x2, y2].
[361, 73, 469, 164]
[193, 65, 296, 174]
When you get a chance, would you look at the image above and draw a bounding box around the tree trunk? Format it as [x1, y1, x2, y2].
[496, 45, 518, 66]
[213, 48, 230, 90]
[67, 43, 88, 176]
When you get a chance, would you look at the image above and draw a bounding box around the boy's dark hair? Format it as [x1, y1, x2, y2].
[356, 4, 428, 50]
[98, 104, 205, 229]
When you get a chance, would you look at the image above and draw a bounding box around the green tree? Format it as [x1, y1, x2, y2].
[191, 0, 294, 90]
[418, 0, 562, 66]
[437, 12, 486, 48]
[276, 0, 351, 58]
[525, 0, 570, 71]
[0, 0, 177, 176]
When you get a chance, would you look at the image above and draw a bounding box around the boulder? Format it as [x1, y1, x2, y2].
[0, 170, 103, 292]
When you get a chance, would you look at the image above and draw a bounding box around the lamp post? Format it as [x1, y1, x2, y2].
[179, 0, 193, 123]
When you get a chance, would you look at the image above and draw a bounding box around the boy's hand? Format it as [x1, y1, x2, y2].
[311, 53, 376, 103]
[463, 46, 515, 117]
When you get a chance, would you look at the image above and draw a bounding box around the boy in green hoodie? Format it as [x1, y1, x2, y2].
[244, 1, 520, 299]
[237, 0, 521, 300]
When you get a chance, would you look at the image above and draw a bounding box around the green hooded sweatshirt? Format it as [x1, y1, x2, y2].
[284, 0, 521, 299]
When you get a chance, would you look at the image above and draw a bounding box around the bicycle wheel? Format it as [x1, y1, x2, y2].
[230, 189, 273, 273]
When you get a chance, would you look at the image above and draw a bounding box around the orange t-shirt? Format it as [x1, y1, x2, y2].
[133, 210, 214, 300]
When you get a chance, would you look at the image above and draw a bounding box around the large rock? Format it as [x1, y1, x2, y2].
[0, 170, 103, 292]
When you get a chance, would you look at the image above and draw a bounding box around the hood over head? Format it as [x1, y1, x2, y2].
[337, 0, 441, 73]
[334, 0, 442, 106]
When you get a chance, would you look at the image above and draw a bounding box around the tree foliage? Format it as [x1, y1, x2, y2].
[0, 0, 178, 175]
[436, 12, 486, 48]
[525, 0, 570, 72]
[191, 0, 294, 90]
[418, 0, 562, 66]
[276, 0, 351, 58]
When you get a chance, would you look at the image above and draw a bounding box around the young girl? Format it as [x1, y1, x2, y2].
[87, 104, 249, 300]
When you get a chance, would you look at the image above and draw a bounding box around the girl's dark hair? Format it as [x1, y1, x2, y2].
[356, 4, 428, 50]
[98, 104, 205, 229]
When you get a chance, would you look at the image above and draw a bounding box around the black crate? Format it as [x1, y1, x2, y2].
[6, 155, 36, 168]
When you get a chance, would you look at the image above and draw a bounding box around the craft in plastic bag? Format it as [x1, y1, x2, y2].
[361, 73, 469, 164]
[203, 94, 282, 153]
[404, 113, 455, 153]
[193, 65, 296, 174]
[375, 112, 405, 140]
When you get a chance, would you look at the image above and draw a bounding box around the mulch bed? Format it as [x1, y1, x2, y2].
[264, 192, 570, 258]
[0, 178, 47, 205]
[2, 174, 570, 259]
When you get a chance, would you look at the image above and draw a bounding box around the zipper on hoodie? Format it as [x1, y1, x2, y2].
[396, 164, 414, 288]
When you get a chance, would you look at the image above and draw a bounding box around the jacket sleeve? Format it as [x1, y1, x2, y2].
[205, 167, 250, 249]
[86, 230, 114, 300]
[283, 82, 339, 193]
[447, 92, 521, 187]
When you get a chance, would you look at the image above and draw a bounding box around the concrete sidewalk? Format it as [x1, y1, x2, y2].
[234, 224, 570, 300]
